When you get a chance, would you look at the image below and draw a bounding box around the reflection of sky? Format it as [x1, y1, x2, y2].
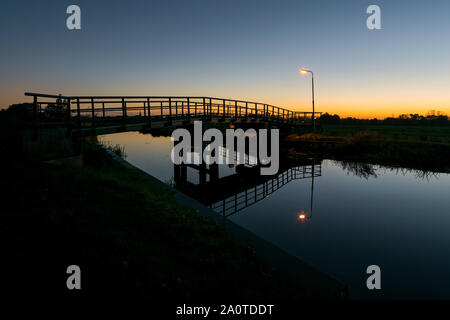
[1, 0, 450, 117]
[103, 131, 450, 299]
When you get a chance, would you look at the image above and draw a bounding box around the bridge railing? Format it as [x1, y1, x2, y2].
[24, 92, 321, 134]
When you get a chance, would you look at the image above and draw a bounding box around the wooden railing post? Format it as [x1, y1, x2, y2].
[147, 97, 152, 126]
[245, 102, 248, 119]
[222, 99, 226, 118]
[102, 102, 105, 118]
[77, 98, 81, 129]
[121, 98, 127, 126]
[161, 101, 163, 118]
[168, 97, 173, 124]
[66, 98, 71, 137]
[32, 95, 38, 140]
[187, 97, 190, 120]
[209, 98, 212, 116]
[202, 98, 206, 118]
[255, 103, 258, 120]
[235, 101, 238, 119]
[91, 98, 95, 129]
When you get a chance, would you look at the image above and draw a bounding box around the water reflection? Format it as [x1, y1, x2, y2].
[333, 160, 378, 179]
[172, 146, 320, 217]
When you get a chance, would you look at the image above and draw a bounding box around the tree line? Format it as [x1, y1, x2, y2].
[319, 111, 449, 126]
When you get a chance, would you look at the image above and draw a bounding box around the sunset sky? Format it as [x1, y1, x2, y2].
[1, 0, 449, 118]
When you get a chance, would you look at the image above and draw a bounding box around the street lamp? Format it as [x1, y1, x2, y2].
[300, 68, 315, 131]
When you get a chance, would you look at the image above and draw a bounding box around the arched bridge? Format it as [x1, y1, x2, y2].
[25, 92, 321, 136]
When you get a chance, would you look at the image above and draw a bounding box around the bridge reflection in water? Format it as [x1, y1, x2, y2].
[173, 152, 321, 217]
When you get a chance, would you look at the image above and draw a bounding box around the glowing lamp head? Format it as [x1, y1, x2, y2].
[300, 69, 308, 74]
[298, 213, 306, 220]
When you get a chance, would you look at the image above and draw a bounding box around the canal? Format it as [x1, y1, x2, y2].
[99, 131, 450, 299]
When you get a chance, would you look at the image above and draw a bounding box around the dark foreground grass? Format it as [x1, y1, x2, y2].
[2, 142, 333, 304]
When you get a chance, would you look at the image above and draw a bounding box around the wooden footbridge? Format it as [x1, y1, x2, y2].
[25, 92, 320, 136]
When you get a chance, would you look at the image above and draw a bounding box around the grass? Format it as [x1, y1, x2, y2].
[286, 129, 450, 172]
[2, 141, 335, 304]
[322, 124, 450, 145]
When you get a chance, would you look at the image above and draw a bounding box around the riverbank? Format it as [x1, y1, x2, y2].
[285, 130, 450, 173]
[2, 141, 342, 303]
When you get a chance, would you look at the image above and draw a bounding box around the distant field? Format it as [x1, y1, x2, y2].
[322, 124, 450, 145]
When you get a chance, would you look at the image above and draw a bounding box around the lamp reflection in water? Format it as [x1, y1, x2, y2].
[297, 161, 315, 223]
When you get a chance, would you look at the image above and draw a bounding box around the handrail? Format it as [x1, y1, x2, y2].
[25, 92, 321, 138]
[24, 92, 320, 117]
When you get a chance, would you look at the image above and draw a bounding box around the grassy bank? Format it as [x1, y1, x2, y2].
[321, 124, 450, 145]
[286, 130, 450, 173]
[2, 141, 336, 304]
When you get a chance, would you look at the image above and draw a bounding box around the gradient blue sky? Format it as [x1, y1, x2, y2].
[1, 0, 449, 117]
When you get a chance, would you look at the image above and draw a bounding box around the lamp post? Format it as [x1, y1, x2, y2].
[300, 68, 315, 131]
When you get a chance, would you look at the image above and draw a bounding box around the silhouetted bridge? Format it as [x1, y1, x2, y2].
[25, 92, 321, 136]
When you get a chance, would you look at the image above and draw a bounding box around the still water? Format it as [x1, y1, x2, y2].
[100, 131, 450, 299]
